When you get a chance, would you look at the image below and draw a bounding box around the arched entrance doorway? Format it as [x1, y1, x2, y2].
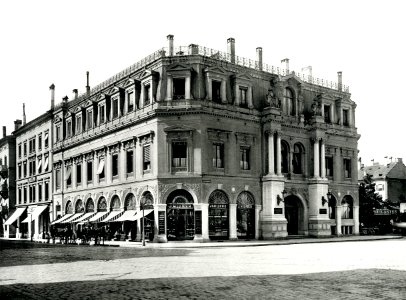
[284, 195, 303, 235]
[140, 191, 154, 241]
[123, 193, 137, 241]
[328, 194, 337, 235]
[236, 192, 255, 239]
[209, 190, 229, 240]
[166, 190, 194, 241]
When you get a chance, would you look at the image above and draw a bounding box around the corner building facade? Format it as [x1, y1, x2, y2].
[52, 36, 360, 242]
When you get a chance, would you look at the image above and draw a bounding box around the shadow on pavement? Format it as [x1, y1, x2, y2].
[0, 269, 405, 299]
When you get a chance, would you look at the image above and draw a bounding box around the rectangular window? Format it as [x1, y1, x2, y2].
[45, 182, 49, 201]
[24, 142, 27, 156]
[172, 141, 187, 170]
[326, 156, 334, 177]
[128, 91, 135, 112]
[143, 145, 151, 171]
[343, 109, 349, 126]
[377, 184, 384, 191]
[77, 164, 82, 185]
[66, 120, 72, 138]
[38, 134, 42, 151]
[32, 186, 36, 202]
[37, 158, 42, 174]
[87, 110, 93, 130]
[212, 80, 222, 103]
[240, 87, 247, 107]
[18, 189, 22, 205]
[344, 158, 351, 179]
[126, 150, 134, 174]
[112, 98, 119, 119]
[173, 78, 185, 99]
[97, 158, 105, 180]
[23, 187, 27, 204]
[38, 184, 42, 202]
[240, 147, 250, 170]
[324, 105, 331, 123]
[99, 105, 105, 124]
[18, 164, 22, 179]
[18, 144, 22, 158]
[44, 132, 49, 148]
[87, 160, 93, 182]
[112, 154, 119, 177]
[44, 156, 49, 172]
[66, 167, 72, 187]
[212, 143, 224, 168]
[56, 169, 61, 190]
[56, 125, 61, 142]
[144, 85, 151, 106]
[23, 162, 27, 177]
[76, 115, 82, 134]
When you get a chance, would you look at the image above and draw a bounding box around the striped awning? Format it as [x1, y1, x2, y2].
[73, 212, 96, 223]
[61, 213, 84, 223]
[132, 209, 154, 221]
[114, 210, 137, 222]
[99, 210, 124, 223]
[4, 207, 26, 225]
[89, 211, 109, 222]
[51, 213, 73, 225]
[21, 205, 48, 223]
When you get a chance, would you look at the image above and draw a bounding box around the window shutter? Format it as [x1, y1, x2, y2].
[144, 145, 150, 162]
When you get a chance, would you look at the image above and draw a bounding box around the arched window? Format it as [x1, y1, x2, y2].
[124, 193, 136, 210]
[341, 196, 353, 219]
[110, 195, 121, 211]
[281, 141, 290, 174]
[292, 143, 304, 174]
[85, 198, 95, 212]
[97, 197, 108, 212]
[75, 199, 84, 213]
[65, 201, 73, 214]
[283, 88, 295, 116]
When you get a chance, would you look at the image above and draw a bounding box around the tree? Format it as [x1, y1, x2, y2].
[359, 174, 383, 226]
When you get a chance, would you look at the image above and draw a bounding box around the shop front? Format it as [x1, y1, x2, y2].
[166, 190, 195, 241]
[208, 190, 229, 240]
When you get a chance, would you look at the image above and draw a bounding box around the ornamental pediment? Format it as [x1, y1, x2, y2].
[204, 66, 228, 75]
[54, 115, 62, 124]
[235, 72, 252, 81]
[167, 63, 191, 72]
[164, 125, 195, 133]
[107, 86, 121, 96]
[74, 106, 82, 113]
[136, 69, 158, 80]
[82, 100, 93, 108]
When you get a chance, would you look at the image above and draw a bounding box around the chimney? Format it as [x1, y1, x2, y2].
[281, 58, 289, 75]
[86, 71, 90, 96]
[73, 89, 78, 100]
[14, 119, 22, 131]
[256, 47, 263, 71]
[63, 96, 69, 104]
[2, 126, 6, 138]
[227, 38, 235, 63]
[301, 66, 313, 82]
[337, 71, 342, 91]
[398, 158, 403, 164]
[49, 83, 55, 109]
[167, 34, 174, 56]
[23, 103, 26, 125]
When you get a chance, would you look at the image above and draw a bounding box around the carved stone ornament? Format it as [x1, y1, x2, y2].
[237, 191, 255, 208]
[184, 183, 201, 198]
[209, 190, 229, 204]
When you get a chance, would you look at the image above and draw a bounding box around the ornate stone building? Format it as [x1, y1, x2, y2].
[21, 35, 360, 242]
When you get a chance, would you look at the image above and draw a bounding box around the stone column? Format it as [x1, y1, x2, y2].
[166, 75, 173, 101]
[276, 133, 282, 175]
[353, 205, 359, 234]
[185, 75, 191, 100]
[330, 104, 335, 124]
[313, 138, 320, 178]
[83, 158, 87, 189]
[255, 204, 261, 240]
[201, 203, 209, 241]
[206, 75, 212, 100]
[234, 83, 240, 106]
[139, 84, 145, 108]
[136, 205, 141, 241]
[106, 151, 111, 184]
[72, 162, 77, 189]
[229, 203, 237, 240]
[268, 132, 275, 175]
[221, 79, 227, 103]
[247, 86, 253, 108]
[120, 145, 126, 181]
[336, 205, 342, 235]
[154, 204, 167, 243]
[93, 153, 98, 185]
[320, 139, 326, 179]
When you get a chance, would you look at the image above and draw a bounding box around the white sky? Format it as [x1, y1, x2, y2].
[1, 0, 405, 165]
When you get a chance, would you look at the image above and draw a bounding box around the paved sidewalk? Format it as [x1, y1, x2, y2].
[3, 234, 402, 248]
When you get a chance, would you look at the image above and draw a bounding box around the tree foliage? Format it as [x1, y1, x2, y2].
[359, 174, 383, 226]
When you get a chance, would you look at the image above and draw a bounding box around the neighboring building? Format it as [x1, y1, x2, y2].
[359, 158, 406, 203]
[10, 103, 53, 239]
[0, 126, 16, 237]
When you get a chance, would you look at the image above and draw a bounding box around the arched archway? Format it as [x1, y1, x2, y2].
[110, 195, 121, 211]
[166, 190, 195, 241]
[66, 201, 73, 214]
[140, 191, 154, 241]
[236, 192, 255, 239]
[284, 195, 305, 235]
[97, 197, 108, 212]
[208, 190, 229, 240]
[85, 198, 95, 213]
[124, 193, 136, 210]
[292, 143, 305, 174]
[341, 195, 354, 219]
[75, 199, 84, 213]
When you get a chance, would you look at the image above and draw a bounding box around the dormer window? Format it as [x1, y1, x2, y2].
[144, 84, 151, 106]
[128, 91, 135, 112]
[239, 87, 248, 107]
[99, 104, 106, 124]
[173, 78, 185, 100]
[212, 80, 222, 103]
[324, 105, 331, 123]
[87, 109, 93, 130]
[112, 97, 119, 119]
[283, 88, 295, 116]
[76, 115, 82, 134]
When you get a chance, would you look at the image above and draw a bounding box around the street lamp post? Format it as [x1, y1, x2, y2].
[142, 204, 145, 247]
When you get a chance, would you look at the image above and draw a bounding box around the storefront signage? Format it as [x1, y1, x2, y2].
[168, 203, 194, 209]
[209, 204, 228, 209]
[373, 209, 398, 215]
[319, 209, 327, 214]
[158, 211, 165, 235]
[195, 211, 202, 235]
[274, 208, 283, 214]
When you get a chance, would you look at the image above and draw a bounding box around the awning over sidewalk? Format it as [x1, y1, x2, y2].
[99, 210, 124, 222]
[73, 212, 96, 223]
[89, 211, 109, 222]
[51, 213, 73, 225]
[61, 213, 84, 223]
[21, 205, 48, 223]
[132, 209, 154, 221]
[114, 210, 137, 222]
[4, 207, 26, 225]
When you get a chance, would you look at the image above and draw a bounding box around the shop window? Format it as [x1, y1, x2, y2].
[240, 147, 250, 170]
[326, 156, 334, 177]
[126, 150, 134, 174]
[212, 143, 224, 168]
[240, 87, 248, 107]
[77, 164, 82, 185]
[212, 80, 222, 103]
[173, 78, 185, 100]
[172, 141, 187, 170]
[87, 160, 93, 182]
[143, 145, 151, 171]
[343, 109, 349, 126]
[344, 158, 351, 179]
[128, 91, 135, 112]
[112, 154, 119, 177]
[324, 105, 331, 123]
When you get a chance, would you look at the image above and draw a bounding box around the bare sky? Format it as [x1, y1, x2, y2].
[1, 0, 405, 165]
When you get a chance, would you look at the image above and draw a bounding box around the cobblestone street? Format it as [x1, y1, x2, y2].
[1, 239, 406, 299]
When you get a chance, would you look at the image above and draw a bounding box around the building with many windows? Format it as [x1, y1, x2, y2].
[6, 35, 360, 241]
